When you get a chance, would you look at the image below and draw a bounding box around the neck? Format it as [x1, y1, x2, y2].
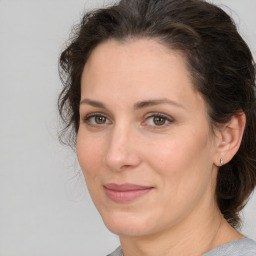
[120, 205, 242, 256]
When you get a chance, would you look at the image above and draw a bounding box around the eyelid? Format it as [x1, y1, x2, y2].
[81, 111, 174, 128]
[142, 112, 174, 128]
[82, 112, 112, 126]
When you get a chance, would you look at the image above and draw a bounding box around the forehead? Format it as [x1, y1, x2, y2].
[84, 38, 189, 73]
[82, 39, 189, 88]
[81, 38, 205, 113]
[87, 38, 184, 64]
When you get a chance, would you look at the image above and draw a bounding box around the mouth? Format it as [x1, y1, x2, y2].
[104, 183, 154, 203]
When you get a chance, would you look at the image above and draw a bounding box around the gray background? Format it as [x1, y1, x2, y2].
[0, 0, 255, 255]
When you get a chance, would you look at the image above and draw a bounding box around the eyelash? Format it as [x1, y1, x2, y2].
[143, 112, 174, 128]
[83, 112, 111, 127]
[82, 112, 174, 128]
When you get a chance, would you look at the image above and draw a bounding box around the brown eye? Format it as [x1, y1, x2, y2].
[153, 116, 166, 126]
[143, 113, 174, 128]
[84, 114, 111, 126]
[95, 116, 107, 124]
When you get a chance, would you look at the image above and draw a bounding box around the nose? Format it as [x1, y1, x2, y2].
[104, 125, 142, 171]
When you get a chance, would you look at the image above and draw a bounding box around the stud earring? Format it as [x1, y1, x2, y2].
[220, 158, 224, 166]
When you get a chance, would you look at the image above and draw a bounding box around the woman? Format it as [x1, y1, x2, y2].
[58, 0, 256, 255]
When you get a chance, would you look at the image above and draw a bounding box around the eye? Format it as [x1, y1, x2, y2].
[83, 113, 111, 126]
[143, 113, 173, 128]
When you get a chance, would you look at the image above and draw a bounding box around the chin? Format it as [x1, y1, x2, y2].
[99, 208, 159, 237]
[105, 220, 151, 237]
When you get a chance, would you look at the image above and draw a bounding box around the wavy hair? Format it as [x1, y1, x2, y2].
[58, 0, 256, 228]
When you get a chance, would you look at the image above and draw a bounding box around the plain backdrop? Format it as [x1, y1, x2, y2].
[0, 0, 255, 255]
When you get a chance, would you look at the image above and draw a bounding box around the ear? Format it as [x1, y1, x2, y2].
[213, 112, 246, 167]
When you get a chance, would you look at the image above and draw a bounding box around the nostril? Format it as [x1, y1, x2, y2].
[104, 128, 142, 171]
[104, 147, 142, 172]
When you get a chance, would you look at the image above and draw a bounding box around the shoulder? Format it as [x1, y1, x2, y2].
[106, 239, 256, 256]
[106, 246, 123, 256]
[204, 238, 256, 256]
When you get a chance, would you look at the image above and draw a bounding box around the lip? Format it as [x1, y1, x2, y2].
[104, 183, 153, 203]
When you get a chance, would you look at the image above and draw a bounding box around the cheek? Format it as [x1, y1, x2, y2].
[76, 131, 106, 178]
[143, 133, 198, 172]
[76, 131, 109, 205]
[145, 130, 215, 213]
[143, 127, 214, 188]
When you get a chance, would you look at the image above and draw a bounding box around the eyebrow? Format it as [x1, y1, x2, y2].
[133, 98, 185, 110]
[80, 98, 107, 109]
[80, 98, 185, 110]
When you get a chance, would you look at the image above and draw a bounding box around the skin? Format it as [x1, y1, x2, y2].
[77, 39, 244, 256]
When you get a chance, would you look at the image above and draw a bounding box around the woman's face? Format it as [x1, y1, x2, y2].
[77, 39, 220, 237]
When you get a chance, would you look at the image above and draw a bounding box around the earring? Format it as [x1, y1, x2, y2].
[220, 158, 224, 166]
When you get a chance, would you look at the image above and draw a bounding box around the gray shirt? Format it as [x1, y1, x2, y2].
[107, 238, 256, 256]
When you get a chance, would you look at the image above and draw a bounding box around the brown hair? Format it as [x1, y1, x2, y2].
[58, 0, 256, 228]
